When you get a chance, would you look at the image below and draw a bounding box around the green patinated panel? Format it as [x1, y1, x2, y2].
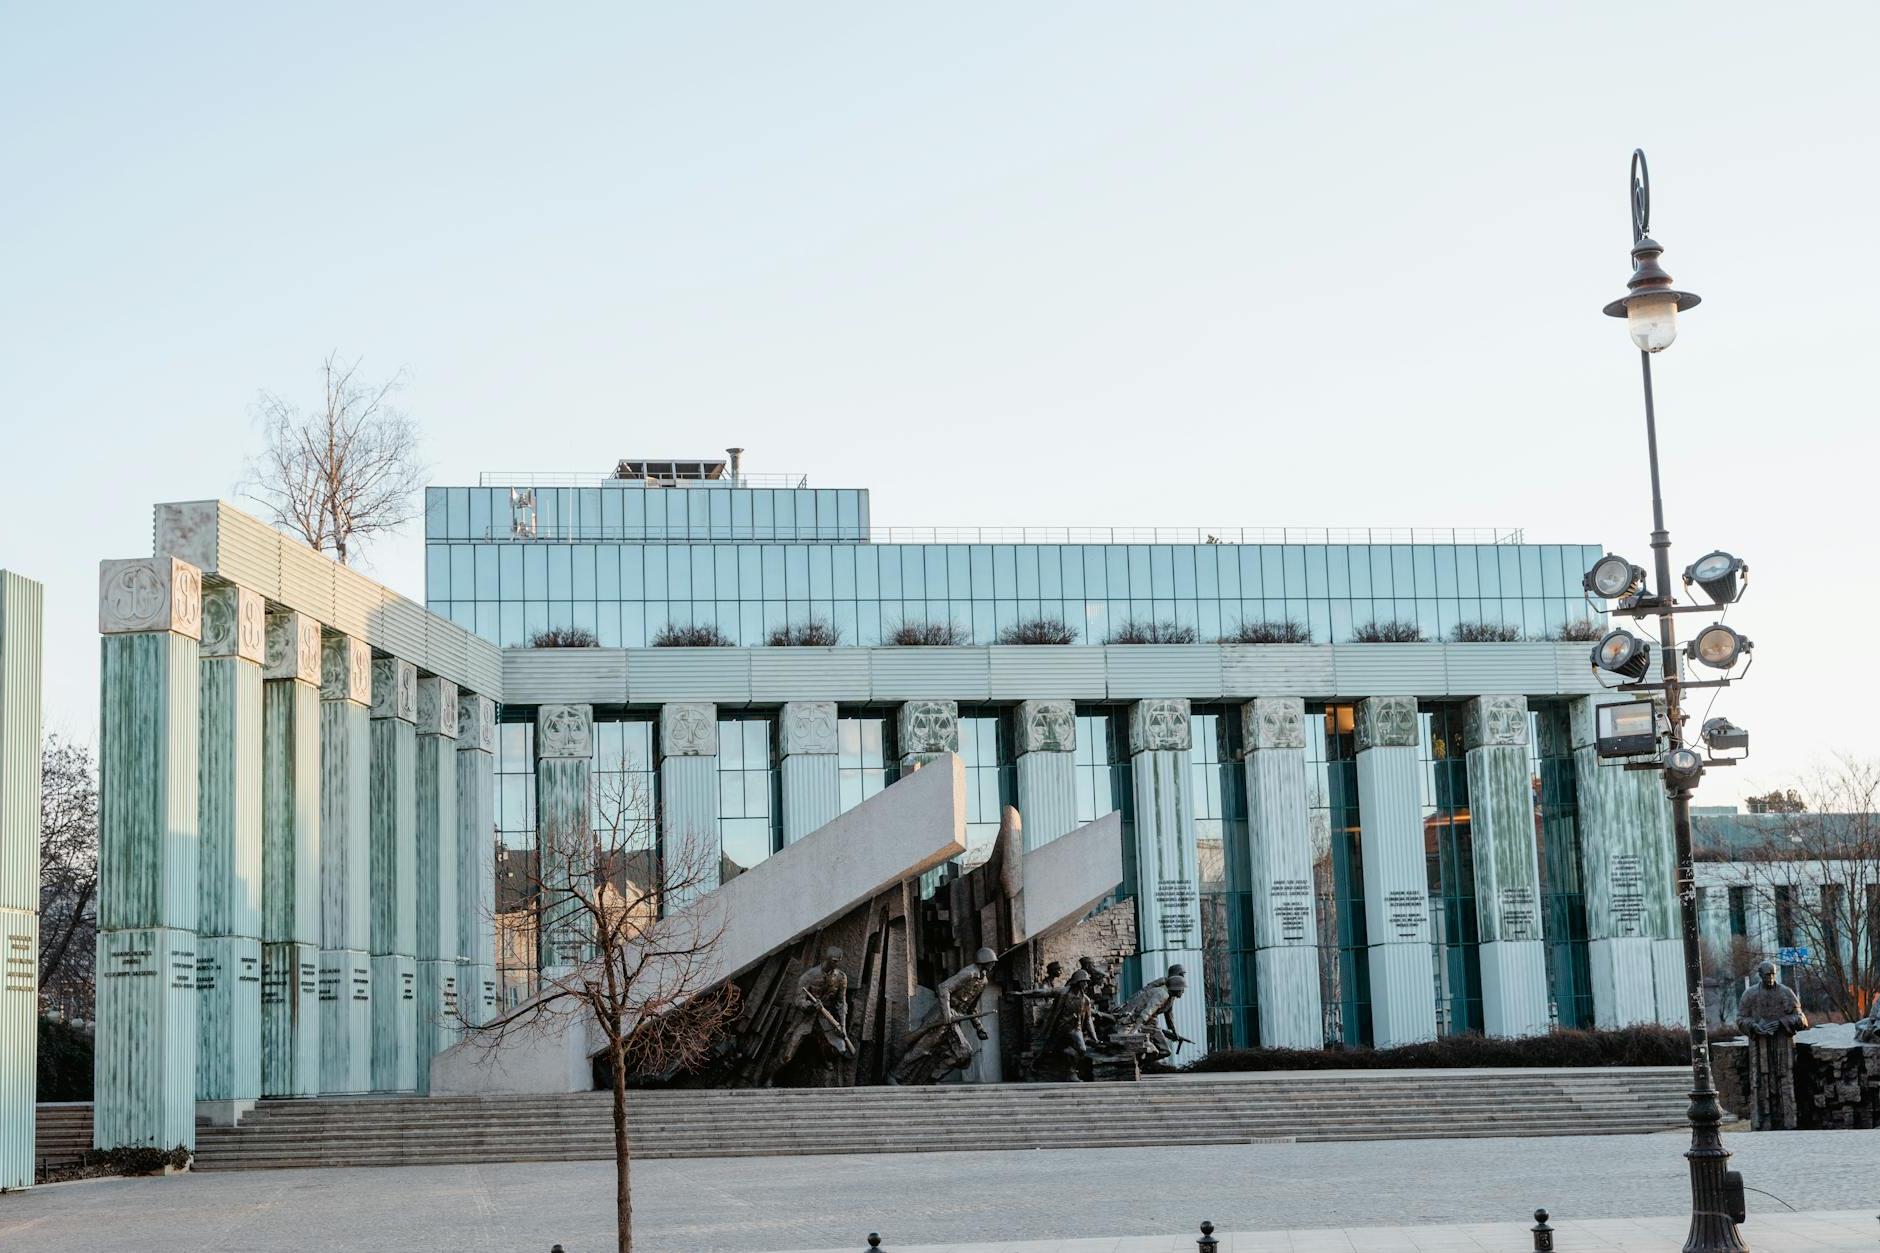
[415, 735, 458, 963]
[370, 719, 417, 957]
[460, 960, 497, 1027]
[94, 926, 197, 1151]
[260, 940, 319, 1097]
[318, 947, 372, 1094]
[2, 907, 37, 1190]
[263, 680, 321, 945]
[414, 960, 460, 1094]
[99, 633, 200, 932]
[195, 933, 260, 1102]
[1, 572, 44, 915]
[1466, 743, 1543, 944]
[320, 701, 371, 954]
[536, 756, 591, 966]
[199, 657, 262, 940]
[455, 745, 494, 976]
[1573, 744, 1677, 942]
[370, 952, 417, 1092]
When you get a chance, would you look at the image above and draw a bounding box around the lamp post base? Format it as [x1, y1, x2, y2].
[1683, 1087, 1749, 1253]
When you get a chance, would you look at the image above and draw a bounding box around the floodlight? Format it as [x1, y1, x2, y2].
[1683, 551, 1747, 605]
[1687, 624, 1751, 670]
[1591, 629, 1653, 681]
[1664, 746, 1705, 787]
[1702, 718, 1749, 753]
[1594, 701, 1658, 759]
[1585, 554, 1647, 601]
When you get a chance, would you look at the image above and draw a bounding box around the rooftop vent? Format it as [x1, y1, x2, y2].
[609, 458, 729, 484]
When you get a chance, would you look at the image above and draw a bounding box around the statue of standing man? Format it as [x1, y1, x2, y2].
[1734, 960, 1808, 1130]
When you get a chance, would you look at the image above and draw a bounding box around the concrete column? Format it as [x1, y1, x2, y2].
[1570, 697, 1680, 1028]
[260, 610, 322, 1098]
[1126, 699, 1208, 1056]
[1241, 697, 1324, 1049]
[897, 700, 959, 772]
[537, 703, 594, 968]
[369, 657, 418, 1092]
[195, 584, 263, 1117]
[1015, 700, 1078, 852]
[414, 676, 459, 1090]
[455, 694, 497, 1026]
[318, 634, 372, 1095]
[657, 702, 717, 896]
[1354, 696, 1437, 1047]
[95, 557, 202, 1151]
[779, 701, 838, 844]
[1, 570, 44, 1189]
[1463, 696, 1549, 1038]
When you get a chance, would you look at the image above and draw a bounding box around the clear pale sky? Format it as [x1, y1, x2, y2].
[3, 4, 1874, 803]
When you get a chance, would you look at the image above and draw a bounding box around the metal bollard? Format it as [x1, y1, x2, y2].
[1198, 1219, 1219, 1251]
[866, 1235, 883, 1250]
[551, 1245, 565, 1252]
[1531, 1209, 1554, 1253]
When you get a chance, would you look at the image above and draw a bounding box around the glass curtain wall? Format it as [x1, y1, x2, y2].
[837, 712, 897, 814]
[957, 707, 1014, 865]
[1076, 708, 1137, 993]
[1531, 704, 1594, 1028]
[1193, 707, 1256, 1051]
[1308, 704, 1369, 1046]
[718, 715, 781, 881]
[1422, 705, 1483, 1037]
[494, 715, 538, 1006]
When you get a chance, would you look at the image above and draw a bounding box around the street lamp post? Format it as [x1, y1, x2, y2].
[1599, 149, 1749, 1253]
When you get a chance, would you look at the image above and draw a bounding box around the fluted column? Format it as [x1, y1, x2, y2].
[1241, 697, 1324, 1049]
[455, 694, 497, 1026]
[1, 570, 43, 1190]
[95, 557, 202, 1151]
[779, 701, 838, 845]
[261, 610, 322, 1098]
[1570, 696, 1680, 1027]
[1463, 696, 1549, 1038]
[195, 584, 263, 1113]
[369, 657, 418, 1092]
[1127, 699, 1207, 1056]
[318, 634, 372, 1095]
[1354, 696, 1437, 1046]
[897, 700, 958, 773]
[414, 676, 459, 1091]
[657, 703, 717, 896]
[537, 703, 594, 968]
[1015, 701, 1078, 852]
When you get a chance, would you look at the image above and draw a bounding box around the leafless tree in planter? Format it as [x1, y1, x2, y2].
[1738, 756, 1880, 1022]
[243, 353, 425, 565]
[464, 767, 738, 1253]
[39, 735, 99, 1020]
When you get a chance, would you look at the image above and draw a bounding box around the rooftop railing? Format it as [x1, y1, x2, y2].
[437, 521, 1528, 545]
[477, 471, 812, 488]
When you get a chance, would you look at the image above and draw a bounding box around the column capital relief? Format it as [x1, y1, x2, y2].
[1464, 694, 1529, 751]
[457, 693, 497, 752]
[416, 676, 459, 738]
[897, 699, 959, 757]
[200, 584, 266, 663]
[538, 703, 594, 758]
[1127, 697, 1191, 754]
[371, 657, 418, 722]
[321, 635, 372, 705]
[779, 701, 837, 756]
[1016, 700, 1076, 754]
[660, 702, 718, 757]
[1354, 695, 1419, 752]
[1241, 697, 1307, 752]
[99, 556, 202, 639]
[264, 609, 323, 684]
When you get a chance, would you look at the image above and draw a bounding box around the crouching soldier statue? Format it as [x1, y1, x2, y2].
[889, 947, 1000, 1085]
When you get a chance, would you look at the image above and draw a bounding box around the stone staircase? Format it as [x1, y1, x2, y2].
[138, 1068, 1690, 1170]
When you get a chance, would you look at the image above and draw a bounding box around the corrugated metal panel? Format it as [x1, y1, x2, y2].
[1556, 641, 1612, 694]
[1, 907, 35, 1189]
[659, 755, 720, 884]
[867, 647, 992, 701]
[1015, 751, 1077, 849]
[98, 632, 200, 932]
[369, 953, 417, 1093]
[424, 620, 469, 688]
[414, 960, 461, 1093]
[369, 719, 418, 958]
[414, 735, 457, 963]
[331, 577, 380, 642]
[628, 648, 753, 703]
[1221, 644, 1334, 698]
[0, 572, 45, 913]
[262, 681, 321, 946]
[1103, 644, 1223, 700]
[749, 647, 872, 703]
[260, 941, 320, 1098]
[780, 755, 840, 844]
[94, 925, 198, 1150]
[320, 702, 372, 952]
[454, 748, 495, 970]
[503, 649, 629, 704]
[198, 657, 262, 939]
[318, 947, 372, 1094]
[988, 646, 1107, 700]
[1443, 643, 1562, 696]
[1355, 745, 1438, 1045]
[1331, 643, 1447, 697]
[376, 597, 429, 667]
[461, 640, 504, 702]
[195, 933, 260, 1103]
[279, 543, 336, 621]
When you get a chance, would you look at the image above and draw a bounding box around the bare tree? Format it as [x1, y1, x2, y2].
[242, 353, 425, 565]
[1738, 756, 1880, 1022]
[39, 735, 99, 1020]
[463, 766, 738, 1253]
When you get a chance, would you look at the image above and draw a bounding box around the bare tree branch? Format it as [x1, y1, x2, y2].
[39, 735, 99, 1020]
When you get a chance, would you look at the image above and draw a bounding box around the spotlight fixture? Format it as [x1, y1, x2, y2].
[1592, 629, 1653, 681]
[1683, 551, 1747, 605]
[1686, 623, 1752, 671]
[1585, 554, 1648, 602]
[1702, 718, 1749, 753]
[1664, 746, 1705, 787]
[1594, 700, 1659, 759]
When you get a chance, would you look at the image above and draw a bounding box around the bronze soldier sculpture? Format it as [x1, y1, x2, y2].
[774, 947, 852, 1084]
[1030, 966, 1098, 1081]
[889, 947, 999, 1085]
[1113, 972, 1190, 1062]
[1734, 960, 1808, 1130]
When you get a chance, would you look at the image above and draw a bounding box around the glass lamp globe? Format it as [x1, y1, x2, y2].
[1627, 292, 1680, 353]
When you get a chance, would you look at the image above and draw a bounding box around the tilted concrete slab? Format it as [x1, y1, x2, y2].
[1015, 811, 1122, 942]
[430, 756, 967, 1096]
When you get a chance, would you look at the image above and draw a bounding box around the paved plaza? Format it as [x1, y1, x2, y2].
[1, 1130, 1875, 1252]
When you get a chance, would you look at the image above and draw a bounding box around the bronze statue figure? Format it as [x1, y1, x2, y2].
[1113, 972, 1190, 1062]
[1734, 960, 1808, 1130]
[773, 947, 852, 1085]
[889, 946, 999, 1086]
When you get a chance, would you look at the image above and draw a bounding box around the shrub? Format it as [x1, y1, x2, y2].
[42, 1143, 193, 1183]
[37, 1016, 93, 1102]
[650, 623, 734, 647]
[1449, 622, 1524, 643]
[886, 620, 968, 646]
[1554, 619, 1605, 642]
[765, 620, 842, 647]
[1220, 620, 1311, 645]
[1106, 620, 1198, 645]
[1182, 1024, 1688, 1074]
[997, 618, 1078, 645]
[1351, 620, 1427, 644]
[529, 625, 599, 648]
